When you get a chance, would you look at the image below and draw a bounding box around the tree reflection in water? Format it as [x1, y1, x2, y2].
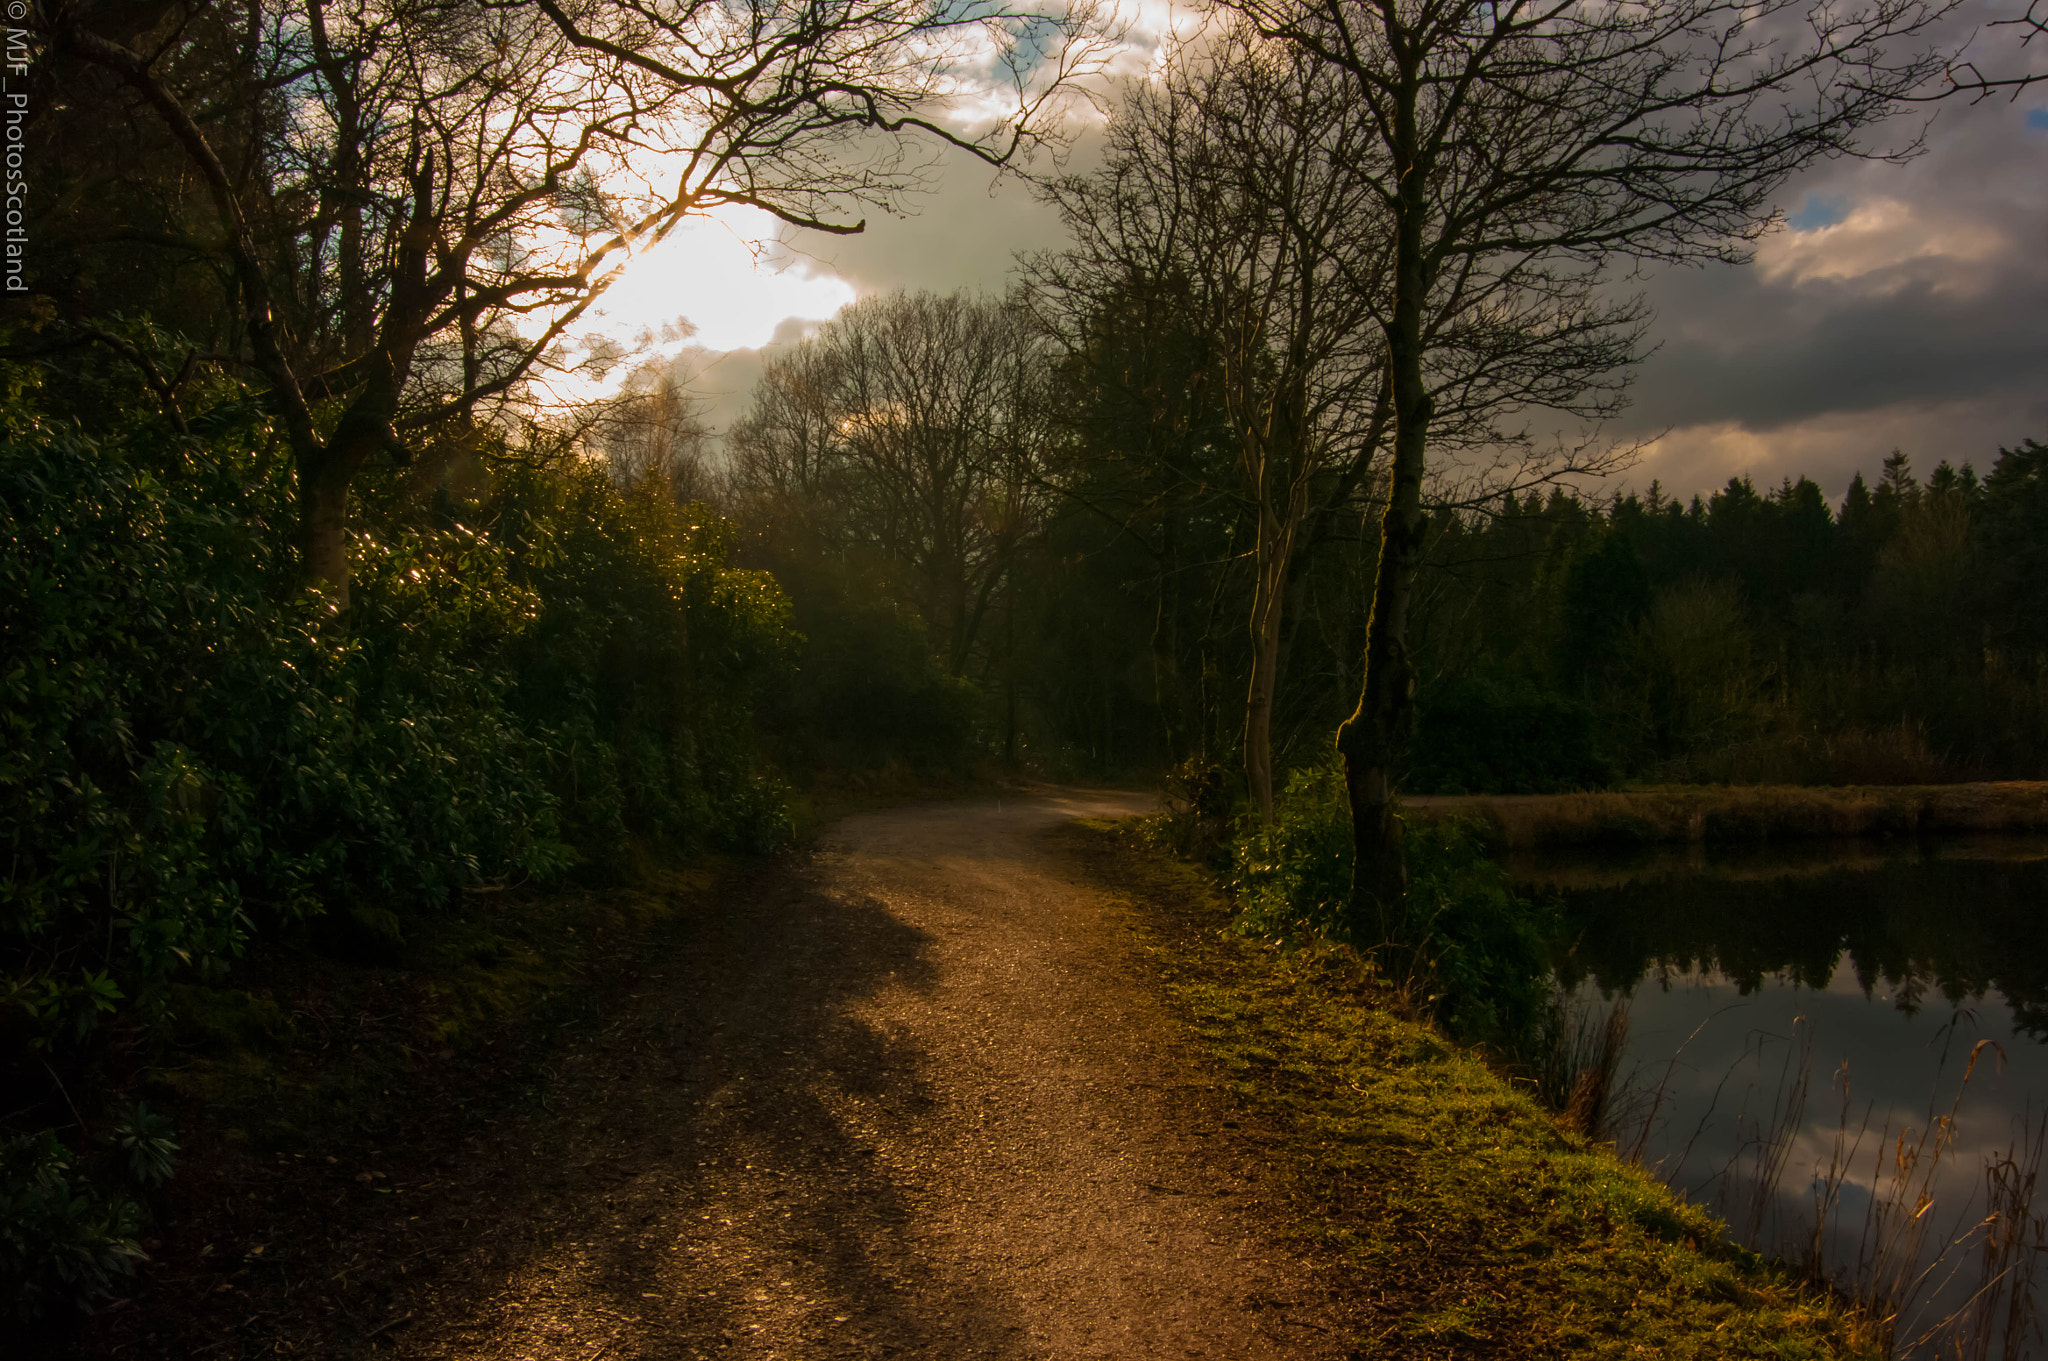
[1519, 837, 2048, 1357]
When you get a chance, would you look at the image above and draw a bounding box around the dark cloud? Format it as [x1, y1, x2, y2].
[762, 140, 1084, 299]
[1612, 61, 2048, 496]
[1629, 264, 2048, 430]
[679, 137, 1100, 449]
[676, 16, 2046, 503]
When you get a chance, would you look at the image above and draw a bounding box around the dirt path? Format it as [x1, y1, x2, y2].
[372, 789, 1351, 1360]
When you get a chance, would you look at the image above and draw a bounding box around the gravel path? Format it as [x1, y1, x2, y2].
[390, 790, 1350, 1360]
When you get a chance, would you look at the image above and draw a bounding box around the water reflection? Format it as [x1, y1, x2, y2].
[1517, 836, 2048, 1356]
[1527, 836, 2048, 1036]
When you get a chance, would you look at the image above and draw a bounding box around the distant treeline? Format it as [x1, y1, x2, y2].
[1059, 440, 2048, 791]
[1405, 447, 2048, 789]
[707, 285, 2048, 792]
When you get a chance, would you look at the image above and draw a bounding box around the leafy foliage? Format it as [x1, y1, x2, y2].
[1398, 816, 1555, 1052]
[1409, 678, 1611, 795]
[1227, 766, 1552, 1051]
[0, 1132, 146, 1323]
[0, 358, 794, 1319]
[742, 548, 980, 775]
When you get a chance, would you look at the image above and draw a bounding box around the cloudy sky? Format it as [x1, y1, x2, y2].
[574, 1, 2048, 505]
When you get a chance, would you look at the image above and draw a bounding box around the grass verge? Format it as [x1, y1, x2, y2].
[1052, 815, 1884, 1360]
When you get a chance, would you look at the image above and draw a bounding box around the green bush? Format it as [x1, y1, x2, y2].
[493, 468, 797, 854]
[0, 406, 572, 1058]
[1149, 759, 1237, 865]
[1399, 816, 1555, 1051]
[0, 1132, 146, 1323]
[1229, 765, 1357, 939]
[1228, 766, 1554, 1051]
[745, 550, 980, 773]
[0, 357, 796, 1318]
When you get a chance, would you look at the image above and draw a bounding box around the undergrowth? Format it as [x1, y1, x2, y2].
[1205, 763, 1554, 1056]
[0, 351, 792, 1322]
[149, 858, 720, 1151]
[1057, 817, 1883, 1359]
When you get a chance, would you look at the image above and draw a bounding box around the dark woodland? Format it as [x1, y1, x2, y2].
[4, 0, 2044, 1343]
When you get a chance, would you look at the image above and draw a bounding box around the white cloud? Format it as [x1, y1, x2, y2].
[1754, 197, 2012, 295]
[520, 206, 856, 411]
[584, 208, 857, 356]
[1628, 389, 2048, 501]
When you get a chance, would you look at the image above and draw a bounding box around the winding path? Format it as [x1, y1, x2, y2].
[397, 790, 1347, 1360]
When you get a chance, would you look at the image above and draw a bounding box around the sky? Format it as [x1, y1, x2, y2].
[572, 1, 2048, 506]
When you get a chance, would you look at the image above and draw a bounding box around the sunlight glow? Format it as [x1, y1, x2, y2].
[506, 0, 1207, 416]
[525, 206, 858, 409]
[585, 207, 857, 356]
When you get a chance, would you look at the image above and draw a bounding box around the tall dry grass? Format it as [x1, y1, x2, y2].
[1532, 993, 1632, 1140]
[1616, 1031, 2046, 1358]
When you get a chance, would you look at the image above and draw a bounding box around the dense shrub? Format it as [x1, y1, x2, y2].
[1150, 759, 1237, 865]
[744, 550, 980, 774]
[1228, 765, 1356, 939]
[1399, 816, 1555, 1050]
[492, 467, 796, 853]
[1228, 766, 1553, 1051]
[0, 361, 794, 1318]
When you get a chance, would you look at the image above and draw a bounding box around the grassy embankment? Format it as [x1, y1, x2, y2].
[1055, 816, 1883, 1360]
[1411, 781, 2048, 848]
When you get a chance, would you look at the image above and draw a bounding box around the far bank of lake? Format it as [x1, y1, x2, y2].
[1413, 782, 2048, 849]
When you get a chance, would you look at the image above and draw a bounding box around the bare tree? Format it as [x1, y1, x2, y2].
[1030, 25, 1390, 821]
[1216, 0, 1951, 929]
[592, 375, 714, 500]
[1931, 0, 2046, 99]
[1029, 18, 1639, 820]
[726, 290, 1057, 677]
[36, 0, 1112, 607]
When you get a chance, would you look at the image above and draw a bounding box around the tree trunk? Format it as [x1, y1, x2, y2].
[1153, 516, 1185, 764]
[298, 451, 354, 612]
[1338, 70, 1430, 941]
[1338, 405, 1425, 941]
[1003, 571, 1018, 767]
[1244, 504, 1290, 823]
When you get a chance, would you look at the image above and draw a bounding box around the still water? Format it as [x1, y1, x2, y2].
[1516, 837, 2048, 1355]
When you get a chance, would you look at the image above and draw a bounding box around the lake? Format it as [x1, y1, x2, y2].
[1516, 836, 2048, 1357]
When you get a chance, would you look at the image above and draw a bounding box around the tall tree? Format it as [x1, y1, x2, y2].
[1027, 277, 1238, 768]
[1220, 0, 1949, 933]
[1029, 23, 1392, 820]
[726, 290, 1056, 677]
[32, 0, 1109, 607]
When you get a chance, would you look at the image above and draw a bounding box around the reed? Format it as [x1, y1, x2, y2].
[1959, 1111, 2048, 1361]
[1718, 1021, 1814, 1248]
[1531, 992, 1632, 1140]
[1613, 1027, 2046, 1359]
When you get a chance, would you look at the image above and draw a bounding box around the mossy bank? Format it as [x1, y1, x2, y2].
[1052, 816, 1883, 1359]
